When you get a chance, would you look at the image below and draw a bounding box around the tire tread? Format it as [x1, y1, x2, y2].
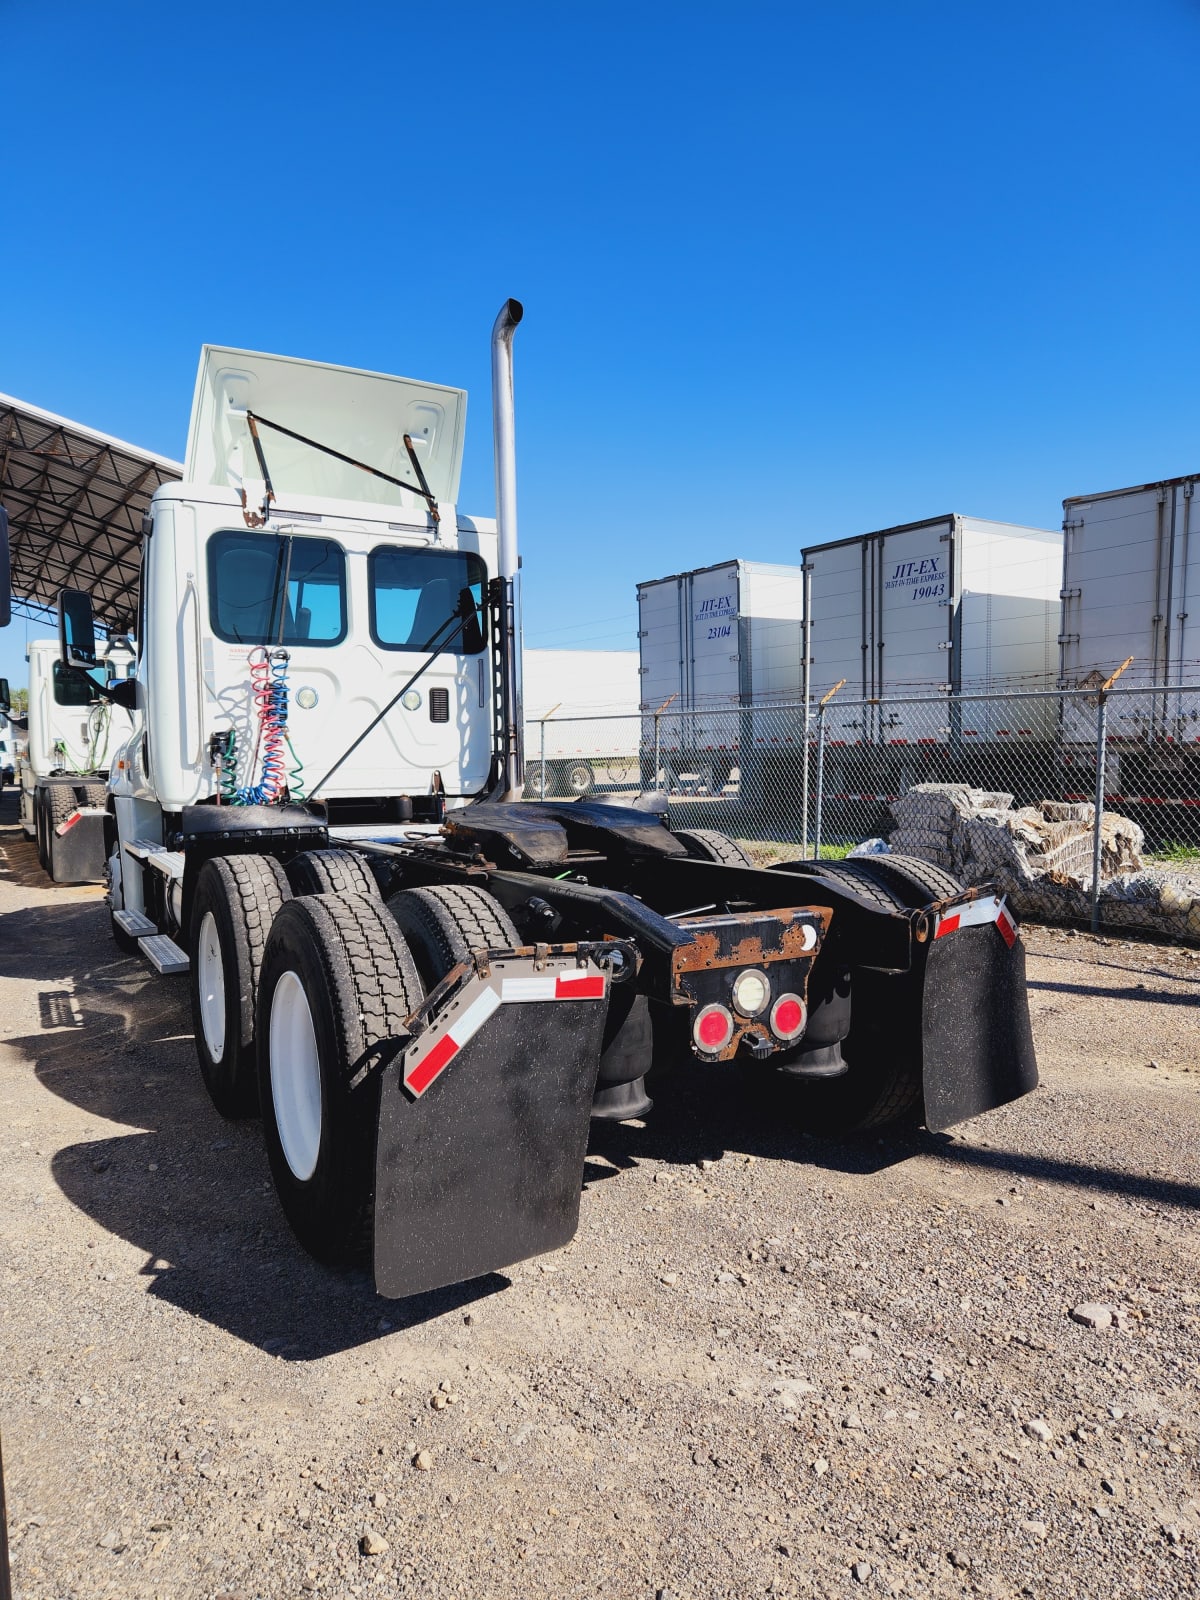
[673, 828, 754, 867]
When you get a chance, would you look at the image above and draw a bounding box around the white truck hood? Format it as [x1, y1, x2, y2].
[184, 345, 467, 513]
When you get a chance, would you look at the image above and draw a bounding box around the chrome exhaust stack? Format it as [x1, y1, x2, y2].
[490, 298, 525, 798]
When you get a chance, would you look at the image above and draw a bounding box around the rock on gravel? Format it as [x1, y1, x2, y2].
[1070, 1301, 1114, 1329]
[359, 1528, 389, 1556]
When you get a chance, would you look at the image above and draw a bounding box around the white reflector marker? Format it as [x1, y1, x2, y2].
[403, 965, 608, 1099]
[934, 895, 1017, 948]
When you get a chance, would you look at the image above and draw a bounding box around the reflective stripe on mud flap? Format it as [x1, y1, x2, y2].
[54, 806, 107, 837]
[402, 961, 608, 1099]
[935, 894, 1016, 948]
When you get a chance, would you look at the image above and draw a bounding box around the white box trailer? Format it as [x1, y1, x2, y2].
[803, 515, 1062, 743]
[1060, 474, 1200, 693]
[1059, 474, 1200, 813]
[523, 648, 640, 718]
[523, 648, 640, 796]
[637, 560, 805, 787]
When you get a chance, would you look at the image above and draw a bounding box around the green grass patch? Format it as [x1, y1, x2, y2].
[735, 838, 855, 866]
[1147, 841, 1200, 864]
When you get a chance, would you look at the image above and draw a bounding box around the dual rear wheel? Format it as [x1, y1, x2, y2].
[189, 849, 518, 1264]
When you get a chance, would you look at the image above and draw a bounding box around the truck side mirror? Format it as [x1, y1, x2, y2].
[58, 588, 99, 669]
[0, 507, 11, 628]
[0, 679, 9, 714]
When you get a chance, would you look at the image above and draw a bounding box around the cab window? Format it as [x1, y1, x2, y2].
[369, 547, 486, 653]
[207, 531, 347, 646]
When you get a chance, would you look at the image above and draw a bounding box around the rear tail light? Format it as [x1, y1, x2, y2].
[692, 1003, 735, 1055]
[731, 968, 770, 1016]
[769, 993, 807, 1043]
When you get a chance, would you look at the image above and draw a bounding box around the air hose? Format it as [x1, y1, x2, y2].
[223, 648, 304, 805]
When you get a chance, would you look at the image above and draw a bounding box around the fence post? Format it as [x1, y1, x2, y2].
[800, 696, 811, 859]
[811, 680, 844, 859]
[653, 712, 662, 792]
[1088, 659, 1132, 934]
[539, 716, 547, 791]
[1090, 694, 1107, 934]
[814, 701, 828, 859]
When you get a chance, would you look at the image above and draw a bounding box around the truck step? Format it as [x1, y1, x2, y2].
[124, 839, 185, 878]
[139, 934, 190, 975]
[145, 851, 185, 879]
[124, 837, 166, 860]
[114, 908, 157, 937]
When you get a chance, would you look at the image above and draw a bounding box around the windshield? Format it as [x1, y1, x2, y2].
[369, 546, 487, 653]
[208, 531, 347, 646]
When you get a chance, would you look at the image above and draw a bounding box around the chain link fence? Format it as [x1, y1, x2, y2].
[524, 685, 1200, 942]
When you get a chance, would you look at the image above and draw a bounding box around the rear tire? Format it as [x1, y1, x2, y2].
[852, 854, 964, 907]
[385, 884, 519, 989]
[286, 848, 382, 900]
[189, 854, 292, 1119]
[257, 893, 424, 1264]
[673, 828, 754, 867]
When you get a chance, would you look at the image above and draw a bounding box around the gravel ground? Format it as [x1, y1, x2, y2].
[1, 789, 1198, 1600]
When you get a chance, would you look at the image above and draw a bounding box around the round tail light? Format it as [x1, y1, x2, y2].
[692, 1003, 735, 1055]
[769, 993, 807, 1042]
[731, 968, 770, 1016]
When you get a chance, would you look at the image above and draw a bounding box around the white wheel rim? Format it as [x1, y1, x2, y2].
[197, 911, 226, 1063]
[270, 970, 322, 1182]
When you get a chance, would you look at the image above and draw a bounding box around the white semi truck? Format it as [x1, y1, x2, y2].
[18, 635, 137, 883]
[31, 305, 1037, 1299]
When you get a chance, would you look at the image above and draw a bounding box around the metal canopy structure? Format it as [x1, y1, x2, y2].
[0, 392, 182, 629]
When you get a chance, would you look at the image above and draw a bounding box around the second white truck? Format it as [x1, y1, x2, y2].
[18, 635, 137, 882]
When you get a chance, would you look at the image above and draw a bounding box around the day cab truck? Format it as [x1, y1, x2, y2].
[18, 635, 137, 883]
[39, 304, 1037, 1300]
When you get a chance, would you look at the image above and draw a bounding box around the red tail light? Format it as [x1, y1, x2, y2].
[769, 994, 807, 1042]
[693, 1003, 735, 1055]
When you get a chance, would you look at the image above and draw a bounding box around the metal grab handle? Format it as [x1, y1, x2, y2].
[185, 574, 206, 767]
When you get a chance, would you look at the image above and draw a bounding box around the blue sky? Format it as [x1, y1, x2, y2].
[3, 0, 1199, 685]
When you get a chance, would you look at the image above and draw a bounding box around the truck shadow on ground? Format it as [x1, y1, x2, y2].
[0, 895, 510, 1360]
[1027, 976, 1200, 1005]
[50, 1115, 509, 1360]
[588, 1061, 1200, 1214]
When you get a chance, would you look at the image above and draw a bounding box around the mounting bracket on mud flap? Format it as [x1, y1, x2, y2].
[372, 947, 620, 1299]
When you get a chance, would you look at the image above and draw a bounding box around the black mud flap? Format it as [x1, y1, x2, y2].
[49, 808, 108, 884]
[373, 957, 611, 1298]
[921, 924, 1038, 1132]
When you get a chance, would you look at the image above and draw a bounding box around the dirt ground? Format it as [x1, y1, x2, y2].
[1, 789, 1198, 1600]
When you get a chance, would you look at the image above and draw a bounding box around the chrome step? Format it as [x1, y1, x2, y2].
[124, 837, 164, 860]
[144, 851, 185, 879]
[114, 907, 157, 937]
[140, 934, 189, 975]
